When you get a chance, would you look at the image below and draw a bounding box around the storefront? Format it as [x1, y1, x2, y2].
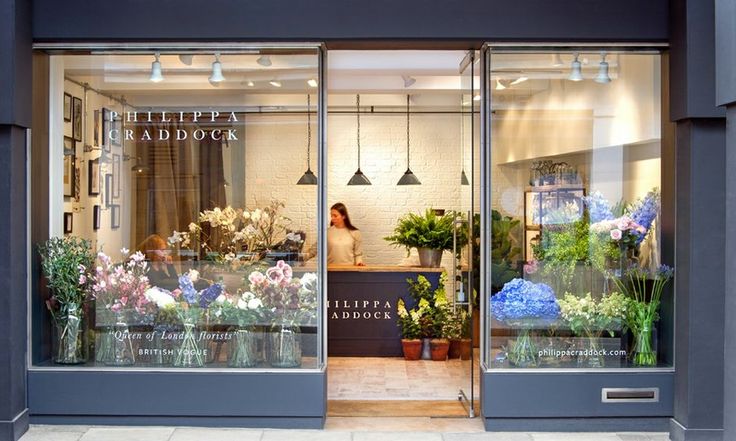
[2, 2, 734, 441]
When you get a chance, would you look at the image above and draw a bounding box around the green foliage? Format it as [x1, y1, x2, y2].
[399, 273, 453, 338]
[558, 292, 628, 338]
[490, 210, 522, 290]
[443, 309, 470, 340]
[37, 236, 95, 323]
[397, 298, 424, 339]
[385, 209, 467, 253]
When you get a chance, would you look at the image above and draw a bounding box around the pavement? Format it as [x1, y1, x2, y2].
[19, 419, 671, 441]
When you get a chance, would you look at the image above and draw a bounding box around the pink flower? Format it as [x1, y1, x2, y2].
[266, 267, 285, 284]
[276, 260, 293, 282]
[78, 275, 87, 285]
[523, 260, 539, 274]
[610, 229, 623, 240]
[248, 271, 265, 286]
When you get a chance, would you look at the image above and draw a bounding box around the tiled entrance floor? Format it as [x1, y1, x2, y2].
[327, 356, 480, 401]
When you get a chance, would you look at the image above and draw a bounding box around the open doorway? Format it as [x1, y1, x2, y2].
[325, 50, 480, 418]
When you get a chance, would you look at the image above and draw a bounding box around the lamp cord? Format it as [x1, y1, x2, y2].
[356, 94, 361, 169]
[406, 94, 410, 168]
[307, 94, 311, 168]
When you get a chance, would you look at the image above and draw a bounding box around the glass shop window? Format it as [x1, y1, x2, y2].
[485, 51, 672, 369]
[36, 50, 322, 369]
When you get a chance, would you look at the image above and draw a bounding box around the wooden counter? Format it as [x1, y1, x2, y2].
[326, 266, 444, 357]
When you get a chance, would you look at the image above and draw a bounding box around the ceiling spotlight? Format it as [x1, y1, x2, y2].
[307, 78, 318, 88]
[552, 53, 564, 67]
[594, 51, 611, 84]
[269, 80, 282, 88]
[568, 52, 583, 81]
[245, 80, 255, 87]
[257, 55, 272, 67]
[495, 79, 506, 90]
[178, 54, 194, 66]
[209, 53, 225, 83]
[473, 94, 481, 101]
[149, 52, 164, 83]
[510, 76, 528, 86]
[402, 75, 416, 88]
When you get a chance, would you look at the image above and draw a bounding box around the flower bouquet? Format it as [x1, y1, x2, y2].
[210, 291, 264, 368]
[38, 236, 95, 364]
[490, 278, 559, 367]
[613, 264, 673, 366]
[90, 249, 152, 365]
[247, 261, 317, 368]
[397, 298, 429, 360]
[558, 292, 628, 367]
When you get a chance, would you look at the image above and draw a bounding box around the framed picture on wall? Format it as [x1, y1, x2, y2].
[93, 205, 101, 231]
[63, 93, 72, 122]
[110, 204, 120, 230]
[112, 153, 120, 198]
[101, 108, 111, 152]
[93, 109, 100, 147]
[72, 97, 83, 142]
[88, 158, 100, 196]
[63, 136, 75, 155]
[105, 173, 113, 207]
[63, 212, 73, 234]
[63, 154, 75, 198]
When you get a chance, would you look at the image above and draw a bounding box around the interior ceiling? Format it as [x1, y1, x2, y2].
[63, 50, 620, 108]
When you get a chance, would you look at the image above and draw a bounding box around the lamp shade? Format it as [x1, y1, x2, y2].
[297, 168, 318, 185]
[568, 53, 583, 81]
[150, 53, 163, 83]
[397, 169, 421, 185]
[348, 169, 372, 185]
[209, 53, 225, 83]
[594, 52, 611, 83]
[347, 94, 371, 185]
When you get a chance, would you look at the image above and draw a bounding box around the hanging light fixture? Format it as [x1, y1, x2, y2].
[348, 94, 371, 185]
[297, 94, 318, 185]
[397, 94, 421, 185]
[209, 53, 225, 83]
[594, 51, 611, 84]
[130, 156, 150, 174]
[460, 96, 469, 186]
[150, 52, 164, 83]
[568, 52, 583, 81]
[257, 55, 272, 67]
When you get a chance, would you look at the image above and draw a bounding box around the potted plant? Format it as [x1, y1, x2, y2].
[396, 298, 423, 360]
[384, 209, 467, 267]
[446, 309, 472, 360]
[38, 236, 95, 364]
[428, 276, 451, 361]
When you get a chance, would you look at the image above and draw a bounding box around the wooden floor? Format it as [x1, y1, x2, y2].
[327, 399, 478, 417]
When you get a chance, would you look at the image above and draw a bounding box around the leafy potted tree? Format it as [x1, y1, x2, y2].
[397, 298, 423, 360]
[446, 309, 472, 360]
[385, 209, 467, 267]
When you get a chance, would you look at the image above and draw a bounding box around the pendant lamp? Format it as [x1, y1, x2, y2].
[297, 94, 318, 185]
[348, 94, 371, 185]
[397, 94, 421, 185]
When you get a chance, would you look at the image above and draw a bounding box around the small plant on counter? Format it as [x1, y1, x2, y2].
[384, 209, 467, 254]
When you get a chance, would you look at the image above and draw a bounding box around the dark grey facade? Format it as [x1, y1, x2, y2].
[1, 0, 734, 440]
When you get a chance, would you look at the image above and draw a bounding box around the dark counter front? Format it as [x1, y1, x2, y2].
[327, 266, 443, 357]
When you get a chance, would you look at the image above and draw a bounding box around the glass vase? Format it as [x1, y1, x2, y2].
[53, 312, 86, 364]
[228, 327, 258, 368]
[95, 325, 115, 364]
[508, 328, 537, 368]
[268, 325, 302, 368]
[173, 323, 204, 368]
[148, 326, 174, 366]
[576, 336, 605, 368]
[631, 324, 657, 366]
[106, 313, 135, 366]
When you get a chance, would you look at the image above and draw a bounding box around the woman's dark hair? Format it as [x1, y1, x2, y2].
[330, 202, 358, 231]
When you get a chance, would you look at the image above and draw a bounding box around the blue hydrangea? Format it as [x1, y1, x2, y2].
[198, 283, 224, 308]
[582, 191, 615, 223]
[629, 189, 660, 244]
[178, 274, 197, 305]
[491, 278, 560, 322]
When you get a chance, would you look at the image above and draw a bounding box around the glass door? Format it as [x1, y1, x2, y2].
[456, 49, 479, 417]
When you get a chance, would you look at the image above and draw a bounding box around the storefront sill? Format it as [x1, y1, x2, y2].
[484, 417, 670, 432]
[29, 415, 325, 430]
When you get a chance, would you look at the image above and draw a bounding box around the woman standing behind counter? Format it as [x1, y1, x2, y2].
[328, 203, 365, 266]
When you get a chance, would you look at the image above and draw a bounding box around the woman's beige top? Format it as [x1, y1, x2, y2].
[327, 226, 364, 265]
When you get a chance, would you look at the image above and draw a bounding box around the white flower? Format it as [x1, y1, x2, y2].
[216, 294, 227, 304]
[145, 287, 175, 308]
[187, 269, 199, 282]
[247, 298, 263, 310]
[188, 222, 198, 233]
[121, 248, 129, 255]
[237, 299, 248, 310]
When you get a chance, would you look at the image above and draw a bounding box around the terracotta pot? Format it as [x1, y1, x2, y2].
[430, 338, 450, 361]
[401, 339, 422, 360]
[449, 338, 472, 360]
